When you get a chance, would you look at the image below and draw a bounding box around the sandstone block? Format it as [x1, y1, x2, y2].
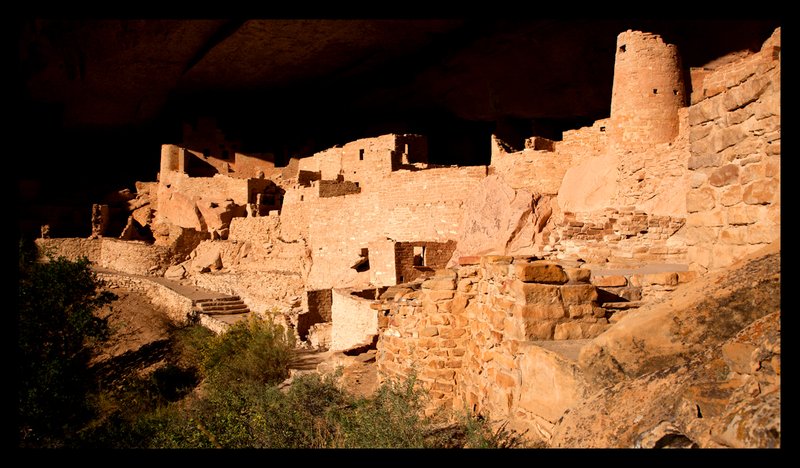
[419, 326, 439, 337]
[508, 280, 562, 306]
[422, 278, 456, 290]
[725, 204, 759, 225]
[568, 303, 594, 318]
[496, 371, 519, 390]
[591, 275, 627, 287]
[688, 145, 721, 168]
[687, 210, 725, 227]
[164, 264, 187, 280]
[504, 317, 555, 341]
[708, 164, 740, 187]
[746, 224, 779, 244]
[564, 267, 592, 284]
[512, 303, 566, 320]
[560, 284, 598, 305]
[554, 322, 585, 340]
[690, 171, 708, 189]
[458, 256, 481, 265]
[515, 261, 568, 284]
[719, 226, 749, 245]
[740, 161, 767, 185]
[641, 272, 679, 286]
[686, 187, 716, 213]
[482, 255, 513, 266]
[719, 185, 743, 207]
[742, 180, 777, 205]
[425, 290, 455, 302]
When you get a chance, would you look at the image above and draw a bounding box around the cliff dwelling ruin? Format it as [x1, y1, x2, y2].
[18, 19, 780, 448]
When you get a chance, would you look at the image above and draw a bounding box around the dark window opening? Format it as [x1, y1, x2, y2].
[209, 202, 218, 208]
[673, 89, 679, 95]
[300, 195, 304, 201]
[413, 246, 425, 267]
[353, 248, 370, 272]
[619, 44, 626, 53]
[600, 126, 606, 132]
[653, 89, 658, 94]
[355, 182, 360, 188]
[359, 149, 364, 161]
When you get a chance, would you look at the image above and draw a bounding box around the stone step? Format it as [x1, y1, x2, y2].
[200, 306, 251, 316]
[198, 301, 247, 310]
[602, 301, 644, 310]
[195, 296, 241, 304]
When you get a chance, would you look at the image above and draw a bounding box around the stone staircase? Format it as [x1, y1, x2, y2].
[194, 296, 250, 315]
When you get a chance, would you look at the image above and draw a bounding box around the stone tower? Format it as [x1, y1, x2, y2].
[609, 30, 686, 152]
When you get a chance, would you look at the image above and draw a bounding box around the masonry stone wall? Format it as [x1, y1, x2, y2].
[233, 152, 275, 179]
[99, 238, 172, 276]
[35, 238, 103, 263]
[684, 28, 780, 273]
[545, 209, 687, 264]
[377, 256, 610, 426]
[303, 165, 486, 290]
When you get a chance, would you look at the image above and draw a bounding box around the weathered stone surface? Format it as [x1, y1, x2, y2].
[721, 342, 758, 374]
[551, 307, 780, 449]
[640, 271, 678, 286]
[742, 179, 777, 205]
[591, 275, 627, 287]
[164, 264, 187, 280]
[708, 164, 740, 187]
[564, 267, 592, 284]
[449, 176, 535, 264]
[504, 317, 555, 341]
[514, 262, 568, 284]
[517, 342, 590, 423]
[421, 278, 456, 290]
[560, 284, 598, 305]
[578, 244, 780, 390]
[557, 152, 619, 213]
[507, 280, 562, 307]
[686, 187, 716, 213]
[512, 302, 566, 321]
[192, 244, 223, 272]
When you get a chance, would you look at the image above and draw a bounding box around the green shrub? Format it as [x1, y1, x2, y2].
[200, 315, 295, 387]
[17, 247, 116, 447]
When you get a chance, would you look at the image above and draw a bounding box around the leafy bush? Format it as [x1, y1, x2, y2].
[17, 246, 116, 446]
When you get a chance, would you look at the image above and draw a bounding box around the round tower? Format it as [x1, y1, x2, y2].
[609, 30, 686, 152]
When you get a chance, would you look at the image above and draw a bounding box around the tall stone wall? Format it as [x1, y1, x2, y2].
[97, 271, 195, 325]
[684, 28, 780, 273]
[303, 166, 486, 290]
[377, 256, 609, 432]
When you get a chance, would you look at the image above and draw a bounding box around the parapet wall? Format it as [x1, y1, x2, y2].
[36, 237, 170, 276]
[684, 28, 780, 273]
[35, 238, 103, 263]
[99, 238, 172, 276]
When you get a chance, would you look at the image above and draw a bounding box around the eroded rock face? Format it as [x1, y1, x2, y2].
[551, 310, 780, 448]
[448, 175, 540, 263]
[550, 244, 780, 448]
[578, 243, 780, 390]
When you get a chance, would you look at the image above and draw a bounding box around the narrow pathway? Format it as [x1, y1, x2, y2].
[94, 267, 251, 328]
